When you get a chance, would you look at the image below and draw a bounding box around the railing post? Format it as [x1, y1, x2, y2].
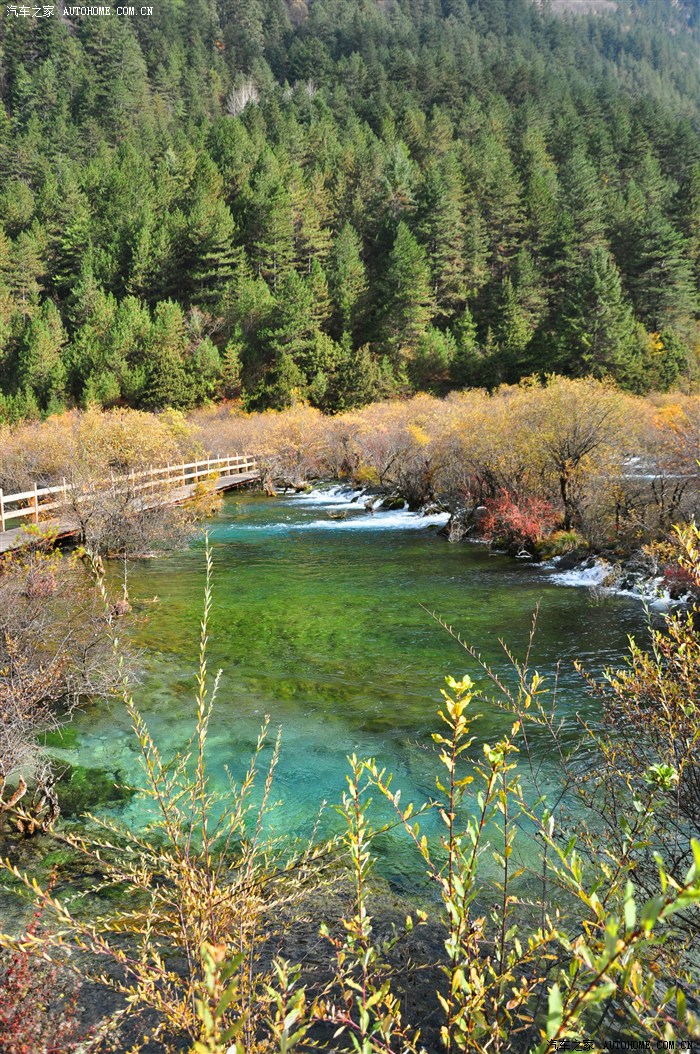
[0, 488, 4, 533]
[33, 482, 39, 524]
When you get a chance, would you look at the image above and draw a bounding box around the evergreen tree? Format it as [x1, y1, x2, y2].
[675, 161, 700, 287]
[142, 301, 194, 410]
[308, 259, 332, 333]
[9, 230, 45, 311]
[187, 197, 241, 306]
[0, 0, 698, 414]
[450, 308, 481, 388]
[384, 222, 435, 362]
[330, 222, 367, 339]
[189, 336, 222, 402]
[557, 248, 644, 388]
[493, 278, 532, 382]
[557, 147, 607, 266]
[245, 150, 295, 293]
[409, 326, 456, 390]
[629, 208, 698, 335]
[221, 333, 244, 399]
[416, 155, 467, 322]
[16, 300, 67, 408]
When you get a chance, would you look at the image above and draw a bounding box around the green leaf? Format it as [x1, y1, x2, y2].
[624, 881, 636, 932]
[641, 894, 664, 933]
[215, 980, 241, 1018]
[546, 983, 563, 1039]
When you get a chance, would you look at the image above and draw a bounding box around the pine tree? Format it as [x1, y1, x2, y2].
[327, 338, 380, 411]
[262, 270, 317, 380]
[329, 222, 367, 339]
[474, 132, 525, 280]
[450, 308, 482, 389]
[557, 146, 607, 266]
[245, 151, 295, 293]
[493, 278, 532, 382]
[221, 333, 244, 399]
[521, 126, 563, 270]
[0, 179, 35, 238]
[629, 208, 698, 335]
[409, 326, 456, 390]
[142, 300, 195, 410]
[189, 336, 222, 402]
[674, 161, 700, 287]
[9, 230, 45, 311]
[291, 168, 333, 275]
[416, 155, 467, 322]
[384, 222, 435, 362]
[557, 247, 643, 388]
[188, 197, 241, 307]
[16, 300, 67, 408]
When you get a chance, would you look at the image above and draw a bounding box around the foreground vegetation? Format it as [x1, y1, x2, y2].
[1, 535, 700, 1053]
[0, 0, 699, 419]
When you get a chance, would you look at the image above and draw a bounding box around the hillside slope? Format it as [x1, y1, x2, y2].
[0, 0, 699, 417]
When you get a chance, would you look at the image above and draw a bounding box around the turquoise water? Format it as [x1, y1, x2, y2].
[56, 487, 649, 890]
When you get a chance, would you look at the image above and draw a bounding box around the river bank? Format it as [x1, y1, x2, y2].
[281, 481, 695, 609]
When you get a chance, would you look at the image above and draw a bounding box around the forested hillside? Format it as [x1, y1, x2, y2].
[0, 0, 699, 419]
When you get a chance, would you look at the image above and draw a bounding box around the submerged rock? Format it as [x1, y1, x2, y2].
[379, 494, 407, 511]
[54, 762, 135, 818]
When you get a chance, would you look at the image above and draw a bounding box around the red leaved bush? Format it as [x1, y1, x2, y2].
[0, 899, 87, 1054]
[662, 562, 698, 598]
[480, 491, 559, 550]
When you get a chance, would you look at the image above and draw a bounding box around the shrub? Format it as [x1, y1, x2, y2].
[480, 491, 559, 550]
[0, 892, 89, 1054]
[540, 528, 589, 556]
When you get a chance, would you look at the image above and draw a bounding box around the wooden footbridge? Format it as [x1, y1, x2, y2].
[0, 455, 260, 553]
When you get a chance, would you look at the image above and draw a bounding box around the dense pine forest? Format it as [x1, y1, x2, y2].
[0, 0, 699, 419]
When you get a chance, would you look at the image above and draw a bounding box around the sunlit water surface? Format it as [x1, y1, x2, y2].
[55, 487, 650, 891]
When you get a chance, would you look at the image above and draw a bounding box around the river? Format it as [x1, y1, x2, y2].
[50, 486, 651, 892]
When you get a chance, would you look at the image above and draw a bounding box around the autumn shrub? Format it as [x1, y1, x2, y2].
[190, 378, 696, 548]
[4, 378, 700, 551]
[581, 522, 700, 918]
[538, 528, 589, 557]
[0, 894, 89, 1054]
[480, 491, 559, 551]
[0, 408, 199, 494]
[0, 408, 208, 557]
[0, 529, 124, 832]
[190, 403, 328, 491]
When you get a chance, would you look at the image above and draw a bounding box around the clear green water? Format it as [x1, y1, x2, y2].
[56, 487, 649, 891]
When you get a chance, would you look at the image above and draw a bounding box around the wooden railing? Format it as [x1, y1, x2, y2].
[0, 455, 258, 533]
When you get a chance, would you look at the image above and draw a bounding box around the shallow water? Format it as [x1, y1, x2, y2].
[55, 487, 650, 890]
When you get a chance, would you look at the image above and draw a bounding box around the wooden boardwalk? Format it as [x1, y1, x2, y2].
[0, 456, 259, 554]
